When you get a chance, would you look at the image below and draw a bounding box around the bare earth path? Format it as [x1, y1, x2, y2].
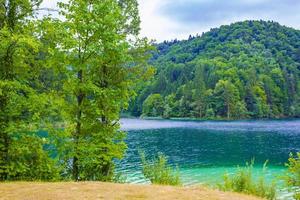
[0, 182, 262, 200]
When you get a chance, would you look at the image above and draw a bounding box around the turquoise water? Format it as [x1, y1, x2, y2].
[117, 118, 300, 198]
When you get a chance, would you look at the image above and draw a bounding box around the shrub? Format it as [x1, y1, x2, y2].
[218, 160, 276, 200]
[284, 153, 300, 200]
[139, 151, 181, 186]
[113, 172, 127, 183]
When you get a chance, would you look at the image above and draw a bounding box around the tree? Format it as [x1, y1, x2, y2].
[232, 101, 248, 119]
[192, 64, 207, 118]
[0, 0, 151, 181]
[142, 94, 164, 117]
[163, 93, 176, 118]
[251, 85, 270, 118]
[163, 103, 172, 119]
[205, 108, 215, 119]
[214, 80, 240, 119]
[260, 75, 283, 117]
[56, 0, 149, 181]
[177, 83, 193, 117]
[0, 0, 59, 180]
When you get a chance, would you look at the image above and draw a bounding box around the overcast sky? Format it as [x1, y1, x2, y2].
[41, 0, 300, 42]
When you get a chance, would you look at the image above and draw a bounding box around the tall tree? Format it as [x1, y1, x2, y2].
[192, 64, 207, 118]
[57, 0, 151, 181]
[0, 0, 59, 180]
[214, 80, 239, 119]
[142, 94, 164, 117]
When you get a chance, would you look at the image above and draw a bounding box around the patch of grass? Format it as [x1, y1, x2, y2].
[139, 151, 181, 186]
[218, 160, 276, 200]
[113, 172, 127, 183]
[283, 152, 300, 200]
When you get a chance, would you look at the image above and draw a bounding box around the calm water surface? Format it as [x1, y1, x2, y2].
[117, 118, 300, 198]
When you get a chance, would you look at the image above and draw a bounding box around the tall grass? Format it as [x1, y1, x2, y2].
[218, 160, 276, 200]
[139, 151, 181, 186]
[284, 153, 300, 200]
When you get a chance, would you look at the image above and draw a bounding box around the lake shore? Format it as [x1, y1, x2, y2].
[122, 115, 300, 122]
[0, 182, 261, 200]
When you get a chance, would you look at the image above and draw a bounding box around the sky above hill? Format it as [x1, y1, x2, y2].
[41, 0, 300, 42]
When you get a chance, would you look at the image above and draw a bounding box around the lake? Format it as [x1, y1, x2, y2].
[117, 118, 300, 198]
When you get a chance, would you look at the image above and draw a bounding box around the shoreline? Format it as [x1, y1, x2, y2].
[121, 115, 300, 122]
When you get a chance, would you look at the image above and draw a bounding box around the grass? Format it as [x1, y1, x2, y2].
[140, 151, 181, 186]
[218, 160, 276, 200]
[284, 152, 300, 200]
[0, 181, 263, 200]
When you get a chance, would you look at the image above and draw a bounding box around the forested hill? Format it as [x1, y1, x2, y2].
[128, 20, 300, 119]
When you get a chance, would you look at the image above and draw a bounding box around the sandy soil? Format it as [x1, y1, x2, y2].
[0, 182, 262, 200]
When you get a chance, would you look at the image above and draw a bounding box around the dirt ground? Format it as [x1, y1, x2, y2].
[0, 182, 262, 200]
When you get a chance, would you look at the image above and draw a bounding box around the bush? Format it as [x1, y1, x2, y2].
[218, 160, 276, 200]
[205, 108, 215, 119]
[113, 172, 127, 183]
[139, 151, 181, 186]
[284, 153, 300, 200]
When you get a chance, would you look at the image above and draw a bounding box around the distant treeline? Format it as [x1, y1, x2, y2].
[129, 20, 300, 119]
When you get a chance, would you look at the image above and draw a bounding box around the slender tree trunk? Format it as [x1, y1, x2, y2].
[199, 105, 202, 118]
[0, 131, 9, 181]
[0, 93, 10, 180]
[227, 103, 230, 119]
[73, 69, 83, 181]
[101, 65, 108, 125]
[100, 65, 110, 177]
[0, 63, 12, 180]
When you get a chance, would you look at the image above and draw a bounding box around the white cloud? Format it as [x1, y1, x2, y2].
[40, 0, 58, 9]
[157, 0, 300, 41]
[138, 0, 182, 42]
[40, 0, 300, 42]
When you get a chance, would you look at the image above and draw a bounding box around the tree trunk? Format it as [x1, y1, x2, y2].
[0, 131, 9, 181]
[227, 103, 230, 119]
[199, 106, 202, 118]
[73, 69, 83, 181]
[0, 91, 10, 180]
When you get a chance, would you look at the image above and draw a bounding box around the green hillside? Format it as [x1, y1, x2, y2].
[129, 20, 300, 119]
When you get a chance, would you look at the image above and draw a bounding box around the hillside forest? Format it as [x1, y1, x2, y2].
[129, 21, 300, 119]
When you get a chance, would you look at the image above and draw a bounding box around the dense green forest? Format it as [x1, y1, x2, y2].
[129, 20, 300, 119]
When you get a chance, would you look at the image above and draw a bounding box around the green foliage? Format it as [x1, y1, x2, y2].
[205, 108, 215, 119]
[142, 94, 164, 117]
[50, 0, 152, 181]
[140, 151, 181, 186]
[7, 133, 60, 181]
[214, 80, 240, 119]
[112, 172, 127, 184]
[0, 0, 151, 181]
[132, 20, 300, 120]
[0, 0, 61, 181]
[284, 153, 300, 200]
[218, 161, 276, 200]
